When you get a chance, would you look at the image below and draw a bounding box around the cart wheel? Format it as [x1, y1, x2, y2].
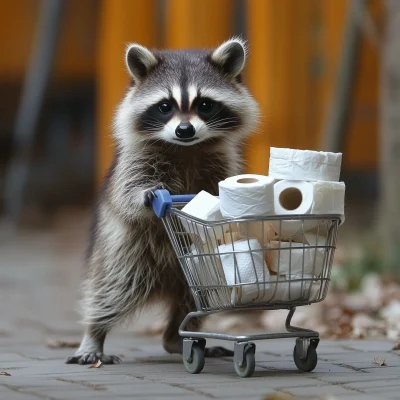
[293, 344, 318, 372]
[234, 344, 256, 378]
[183, 343, 205, 374]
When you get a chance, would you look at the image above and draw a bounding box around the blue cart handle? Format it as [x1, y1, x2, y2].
[152, 189, 196, 218]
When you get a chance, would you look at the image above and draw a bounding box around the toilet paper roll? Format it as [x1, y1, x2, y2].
[274, 180, 314, 214]
[269, 147, 342, 182]
[223, 231, 242, 245]
[272, 180, 318, 237]
[231, 275, 284, 305]
[231, 274, 320, 304]
[289, 275, 323, 302]
[272, 180, 346, 238]
[266, 236, 326, 276]
[237, 221, 277, 247]
[312, 181, 345, 223]
[283, 275, 319, 302]
[219, 174, 275, 218]
[217, 238, 270, 303]
[181, 190, 224, 244]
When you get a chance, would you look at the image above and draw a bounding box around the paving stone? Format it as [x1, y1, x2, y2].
[280, 384, 363, 397]
[346, 380, 400, 391]
[3, 220, 400, 399]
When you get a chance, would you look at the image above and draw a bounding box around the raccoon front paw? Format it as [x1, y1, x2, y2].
[143, 183, 166, 207]
[65, 353, 121, 365]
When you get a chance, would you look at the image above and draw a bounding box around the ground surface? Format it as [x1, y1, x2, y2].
[1, 212, 400, 400]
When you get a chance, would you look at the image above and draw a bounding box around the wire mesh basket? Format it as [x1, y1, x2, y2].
[156, 193, 340, 313]
[152, 189, 341, 377]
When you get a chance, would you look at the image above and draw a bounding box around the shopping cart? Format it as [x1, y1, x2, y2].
[152, 189, 340, 377]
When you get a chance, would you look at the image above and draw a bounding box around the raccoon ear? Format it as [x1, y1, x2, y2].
[210, 38, 247, 78]
[125, 44, 158, 83]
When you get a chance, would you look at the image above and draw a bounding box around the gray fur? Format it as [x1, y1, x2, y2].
[66, 38, 260, 365]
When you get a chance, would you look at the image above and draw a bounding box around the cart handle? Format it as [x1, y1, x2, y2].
[152, 189, 196, 218]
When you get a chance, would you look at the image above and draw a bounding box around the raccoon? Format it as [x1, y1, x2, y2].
[66, 38, 260, 364]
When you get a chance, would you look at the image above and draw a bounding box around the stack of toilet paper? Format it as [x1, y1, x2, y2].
[179, 147, 345, 306]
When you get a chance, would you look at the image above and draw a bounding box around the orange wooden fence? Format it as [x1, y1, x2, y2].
[0, 0, 381, 183]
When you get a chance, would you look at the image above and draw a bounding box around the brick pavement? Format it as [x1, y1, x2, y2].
[1, 214, 400, 400]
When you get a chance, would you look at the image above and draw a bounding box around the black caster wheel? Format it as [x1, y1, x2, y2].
[293, 344, 318, 372]
[234, 343, 256, 378]
[183, 342, 205, 374]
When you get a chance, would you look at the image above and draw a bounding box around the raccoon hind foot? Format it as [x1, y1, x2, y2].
[65, 353, 121, 365]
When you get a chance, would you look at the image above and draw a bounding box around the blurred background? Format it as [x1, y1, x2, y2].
[1, 0, 399, 342]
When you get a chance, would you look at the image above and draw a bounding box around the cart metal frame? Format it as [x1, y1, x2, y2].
[152, 189, 340, 377]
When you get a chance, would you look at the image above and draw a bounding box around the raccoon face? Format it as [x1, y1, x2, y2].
[114, 38, 259, 148]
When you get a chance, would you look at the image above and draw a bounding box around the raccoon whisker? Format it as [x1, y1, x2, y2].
[207, 113, 237, 122]
[207, 116, 239, 124]
[141, 118, 176, 135]
[207, 119, 240, 126]
[143, 116, 167, 125]
[206, 128, 238, 134]
[203, 104, 238, 127]
[206, 119, 240, 129]
[141, 122, 164, 129]
[206, 123, 240, 131]
[144, 117, 175, 132]
[196, 116, 239, 135]
[206, 120, 239, 130]
[206, 105, 227, 123]
[210, 125, 241, 130]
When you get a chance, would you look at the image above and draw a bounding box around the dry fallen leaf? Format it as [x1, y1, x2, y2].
[46, 339, 80, 349]
[373, 357, 387, 366]
[89, 360, 102, 368]
[0, 372, 11, 376]
[263, 395, 336, 400]
[263, 395, 293, 400]
[392, 342, 400, 350]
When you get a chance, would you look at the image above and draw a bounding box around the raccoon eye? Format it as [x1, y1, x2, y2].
[158, 102, 172, 114]
[198, 100, 214, 114]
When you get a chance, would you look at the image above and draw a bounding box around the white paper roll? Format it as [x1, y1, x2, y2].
[217, 238, 270, 304]
[272, 180, 346, 237]
[311, 181, 345, 222]
[266, 237, 326, 276]
[219, 174, 275, 218]
[274, 180, 314, 214]
[269, 147, 342, 182]
[237, 221, 277, 247]
[230, 274, 320, 304]
[181, 190, 224, 245]
[272, 180, 318, 237]
[231, 275, 284, 305]
[282, 275, 320, 302]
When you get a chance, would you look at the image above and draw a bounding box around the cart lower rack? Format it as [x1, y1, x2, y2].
[152, 189, 340, 377]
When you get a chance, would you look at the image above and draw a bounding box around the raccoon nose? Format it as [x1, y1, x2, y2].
[175, 123, 195, 139]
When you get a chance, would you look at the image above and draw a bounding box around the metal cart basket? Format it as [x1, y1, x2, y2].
[152, 189, 341, 377]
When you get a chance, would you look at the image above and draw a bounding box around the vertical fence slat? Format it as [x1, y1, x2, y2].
[245, 0, 273, 174]
[97, 0, 157, 183]
[165, 0, 233, 49]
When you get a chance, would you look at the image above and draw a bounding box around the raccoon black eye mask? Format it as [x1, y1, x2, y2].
[137, 98, 241, 136]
